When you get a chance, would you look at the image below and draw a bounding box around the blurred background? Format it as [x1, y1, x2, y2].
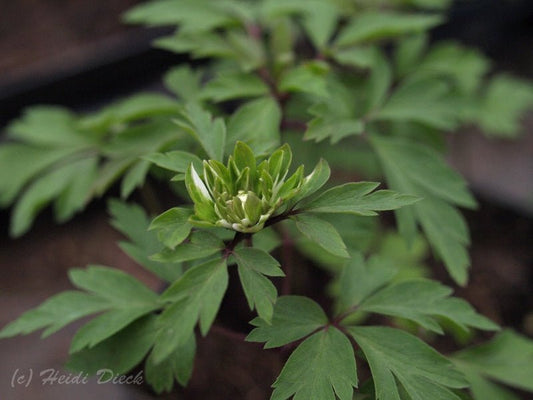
[0, 1, 532, 399]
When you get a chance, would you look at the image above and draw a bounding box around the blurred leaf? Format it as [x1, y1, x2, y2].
[200, 72, 269, 102]
[453, 330, 533, 393]
[226, 97, 281, 155]
[335, 12, 443, 47]
[164, 65, 203, 103]
[280, 61, 330, 97]
[151, 231, 224, 263]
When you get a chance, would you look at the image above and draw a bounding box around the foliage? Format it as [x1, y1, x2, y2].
[1, 0, 533, 399]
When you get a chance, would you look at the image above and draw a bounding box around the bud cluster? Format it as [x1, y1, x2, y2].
[185, 142, 304, 232]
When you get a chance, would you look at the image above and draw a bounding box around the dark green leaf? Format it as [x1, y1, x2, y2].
[271, 327, 358, 400]
[149, 207, 193, 249]
[302, 182, 419, 216]
[67, 315, 157, 375]
[350, 326, 468, 400]
[292, 214, 349, 258]
[247, 296, 328, 348]
[0, 291, 108, 339]
[360, 279, 499, 334]
[151, 230, 224, 263]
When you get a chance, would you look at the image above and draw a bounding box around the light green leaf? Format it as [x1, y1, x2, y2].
[335, 12, 443, 47]
[0, 144, 79, 206]
[143, 150, 203, 174]
[149, 207, 193, 249]
[7, 106, 95, 146]
[121, 159, 151, 198]
[54, 156, 98, 223]
[109, 200, 181, 282]
[279, 61, 330, 97]
[349, 326, 468, 400]
[145, 334, 196, 392]
[292, 214, 349, 258]
[0, 291, 108, 339]
[66, 314, 157, 375]
[453, 330, 533, 393]
[247, 296, 328, 348]
[473, 75, 533, 137]
[201, 72, 269, 102]
[226, 97, 281, 155]
[123, 0, 238, 32]
[174, 103, 226, 161]
[302, 182, 419, 216]
[10, 157, 91, 237]
[360, 279, 499, 334]
[151, 230, 224, 263]
[271, 327, 358, 400]
[292, 158, 330, 203]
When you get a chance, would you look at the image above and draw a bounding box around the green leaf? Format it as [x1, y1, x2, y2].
[123, 0, 238, 32]
[337, 252, 397, 312]
[349, 326, 468, 400]
[145, 333, 196, 392]
[292, 214, 349, 258]
[453, 330, 533, 393]
[149, 207, 193, 249]
[163, 65, 203, 102]
[335, 12, 443, 47]
[473, 74, 533, 137]
[247, 296, 328, 348]
[302, 182, 419, 216]
[151, 230, 224, 263]
[360, 279, 499, 334]
[457, 368, 520, 400]
[154, 259, 228, 362]
[279, 61, 330, 97]
[366, 50, 392, 113]
[371, 135, 475, 285]
[271, 327, 358, 400]
[10, 157, 92, 237]
[121, 159, 151, 198]
[68, 265, 158, 306]
[0, 144, 79, 206]
[109, 200, 181, 282]
[143, 150, 203, 174]
[54, 156, 98, 223]
[174, 103, 226, 161]
[81, 93, 180, 130]
[70, 306, 158, 354]
[66, 314, 157, 375]
[233, 247, 284, 322]
[67, 265, 159, 353]
[226, 97, 282, 155]
[0, 291, 108, 339]
[201, 72, 269, 102]
[375, 79, 459, 130]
